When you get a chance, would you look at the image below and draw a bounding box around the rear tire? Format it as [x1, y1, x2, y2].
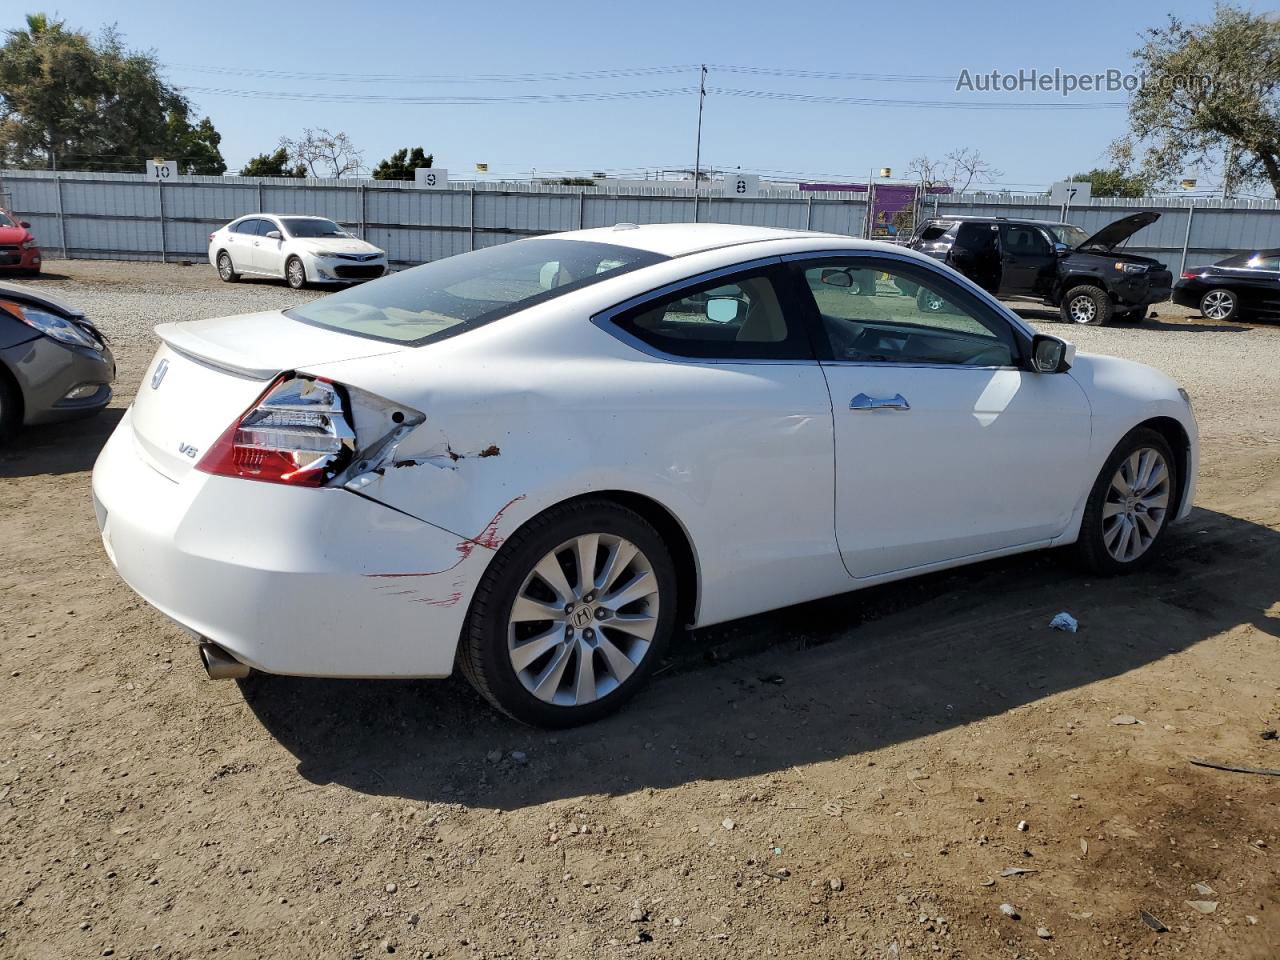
[1199, 288, 1237, 322]
[216, 251, 238, 283]
[1072, 427, 1177, 575]
[285, 256, 307, 290]
[1061, 285, 1112, 326]
[459, 499, 677, 727]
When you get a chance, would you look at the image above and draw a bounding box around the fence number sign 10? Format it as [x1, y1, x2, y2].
[146, 159, 178, 180]
[414, 167, 449, 189]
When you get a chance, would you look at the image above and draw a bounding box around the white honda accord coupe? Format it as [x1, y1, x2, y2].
[208, 214, 387, 289]
[94, 224, 1198, 726]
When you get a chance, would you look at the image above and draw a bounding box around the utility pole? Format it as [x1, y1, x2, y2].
[1221, 144, 1235, 201]
[693, 65, 707, 189]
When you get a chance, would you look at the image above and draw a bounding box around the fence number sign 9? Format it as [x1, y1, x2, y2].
[414, 167, 449, 189]
[146, 159, 178, 181]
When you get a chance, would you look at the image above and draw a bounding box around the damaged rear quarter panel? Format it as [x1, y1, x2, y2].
[299, 247, 844, 628]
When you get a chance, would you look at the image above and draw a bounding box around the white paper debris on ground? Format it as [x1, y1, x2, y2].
[1049, 612, 1079, 632]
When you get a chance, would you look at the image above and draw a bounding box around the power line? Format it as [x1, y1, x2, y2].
[179, 84, 696, 104]
[712, 88, 1127, 110]
[168, 63, 699, 84]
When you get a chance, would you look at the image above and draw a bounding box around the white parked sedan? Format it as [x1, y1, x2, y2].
[95, 224, 1198, 726]
[208, 214, 387, 289]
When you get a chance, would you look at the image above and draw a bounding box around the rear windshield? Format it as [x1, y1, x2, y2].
[1049, 224, 1090, 248]
[917, 222, 955, 242]
[287, 238, 668, 345]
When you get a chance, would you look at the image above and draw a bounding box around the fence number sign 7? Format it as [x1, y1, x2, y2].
[147, 159, 178, 181]
[414, 167, 449, 189]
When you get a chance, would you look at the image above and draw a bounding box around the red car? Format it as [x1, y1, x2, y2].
[0, 209, 41, 275]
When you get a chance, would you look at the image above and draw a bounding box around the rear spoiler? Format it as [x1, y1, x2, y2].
[155, 322, 279, 381]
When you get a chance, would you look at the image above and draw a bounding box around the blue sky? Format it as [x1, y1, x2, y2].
[13, 0, 1264, 190]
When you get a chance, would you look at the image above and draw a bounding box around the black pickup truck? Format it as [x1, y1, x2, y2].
[907, 212, 1172, 326]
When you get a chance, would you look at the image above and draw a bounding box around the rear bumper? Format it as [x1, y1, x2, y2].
[91, 409, 493, 678]
[1170, 282, 1203, 309]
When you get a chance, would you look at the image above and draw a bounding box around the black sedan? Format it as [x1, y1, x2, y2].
[1173, 250, 1280, 322]
[0, 282, 115, 440]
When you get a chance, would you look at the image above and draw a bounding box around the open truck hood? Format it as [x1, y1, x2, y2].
[1076, 212, 1159, 253]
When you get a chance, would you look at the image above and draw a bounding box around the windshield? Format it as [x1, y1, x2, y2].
[287, 238, 668, 345]
[0, 212, 14, 228]
[1049, 224, 1090, 248]
[281, 217, 347, 239]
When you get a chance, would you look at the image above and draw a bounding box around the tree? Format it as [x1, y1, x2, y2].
[1118, 4, 1280, 198]
[280, 128, 363, 178]
[240, 148, 306, 178]
[372, 146, 433, 181]
[905, 148, 1002, 192]
[0, 14, 225, 173]
[1068, 167, 1153, 198]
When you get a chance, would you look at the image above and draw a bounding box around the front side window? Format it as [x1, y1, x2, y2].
[281, 217, 348, 239]
[0, 212, 14, 228]
[1000, 224, 1052, 256]
[289, 238, 666, 346]
[612, 267, 811, 360]
[797, 258, 1017, 367]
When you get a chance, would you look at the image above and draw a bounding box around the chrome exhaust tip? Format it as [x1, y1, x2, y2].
[199, 642, 251, 680]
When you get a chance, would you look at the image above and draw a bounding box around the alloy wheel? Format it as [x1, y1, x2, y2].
[1068, 294, 1097, 324]
[1201, 290, 1233, 321]
[218, 254, 232, 280]
[1101, 447, 1170, 562]
[507, 533, 660, 706]
[288, 260, 305, 287]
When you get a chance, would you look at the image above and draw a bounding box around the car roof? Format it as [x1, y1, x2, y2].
[548, 223, 848, 257]
[925, 216, 1072, 229]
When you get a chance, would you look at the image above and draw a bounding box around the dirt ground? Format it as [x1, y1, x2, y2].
[1, 261, 1278, 960]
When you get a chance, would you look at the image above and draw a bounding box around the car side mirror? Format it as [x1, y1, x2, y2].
[19, 221, 30, 229]
[265, 230, 282, 240]
[705, 297, 744, 324]
[1031, 334, 1075, 373]
[1054, 242, 1070, 255]
[819, 269, 853, 288]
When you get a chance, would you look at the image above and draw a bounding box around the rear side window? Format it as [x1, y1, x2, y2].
[231, 219, 258, 235]
[288, 238, 667, 346]
[954, 222, 997, 254]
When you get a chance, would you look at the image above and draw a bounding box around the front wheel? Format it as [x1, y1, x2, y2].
[1073, 427, 1177, 575]
[459, 500, 677, 727]
[1061, 285, 1112, 326]
[1199, 288, 1237, 322]
[285, 256, 307, 290]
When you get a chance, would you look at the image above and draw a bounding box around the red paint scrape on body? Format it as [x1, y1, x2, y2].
[364, 495, 528, 579]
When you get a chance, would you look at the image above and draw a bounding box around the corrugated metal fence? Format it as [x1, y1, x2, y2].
[3, 168, 1279, 275]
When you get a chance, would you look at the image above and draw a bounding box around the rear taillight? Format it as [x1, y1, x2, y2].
[208, 232, 215, 243]
[1180, 271, 1199, 280]
[197, 375, 356, 486]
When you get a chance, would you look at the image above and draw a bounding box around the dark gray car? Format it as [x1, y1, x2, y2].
[0, 282, 115, 439]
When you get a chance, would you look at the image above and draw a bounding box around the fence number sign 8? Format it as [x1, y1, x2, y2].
[725, 174, 759, 198]
[414, 167, 449, 189]
[146, 159, 178, 180]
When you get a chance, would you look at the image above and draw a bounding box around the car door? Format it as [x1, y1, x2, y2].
[948, 221, 1000, 293]
[223, 219, 259, 273]
[255, 218, 287, 277]
[998, 223, 1056, 296]
[1230, 256, 1280, 317]
[784, 253, 1093, 580]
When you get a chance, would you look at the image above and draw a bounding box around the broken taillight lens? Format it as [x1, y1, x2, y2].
[197, 374, 356, 486]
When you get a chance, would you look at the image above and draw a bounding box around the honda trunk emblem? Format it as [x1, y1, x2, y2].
[151, 358, 169, 389]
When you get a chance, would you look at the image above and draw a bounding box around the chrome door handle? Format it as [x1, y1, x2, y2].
[850, 392, 910, 411]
